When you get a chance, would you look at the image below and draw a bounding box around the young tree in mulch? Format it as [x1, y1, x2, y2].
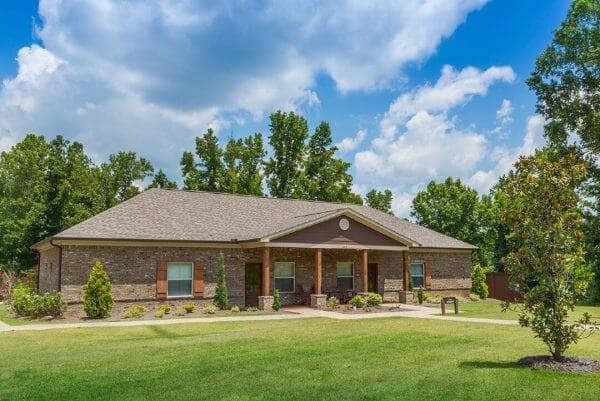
[83, 260, 114, 319]
[501, 148, 598, 364]
[214, 252, 228, 309]
[470, 263, 489, 299]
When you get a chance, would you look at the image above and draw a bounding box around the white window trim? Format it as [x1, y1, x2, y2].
[274, 261, 296, 294]
[167, 261, 194, 299]
[410, 262, 425, 288]
[336, 261, 355, 291]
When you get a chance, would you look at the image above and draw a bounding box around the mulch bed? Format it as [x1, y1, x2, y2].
[329, 305, 418, 314]
[518, 355, 600, 374]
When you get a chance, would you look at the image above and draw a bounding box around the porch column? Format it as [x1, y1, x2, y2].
[262, 246, 270, 296]
[361, 249, 368, 293]
[403, 251, 410, 291]
[314, 248, 322, 295]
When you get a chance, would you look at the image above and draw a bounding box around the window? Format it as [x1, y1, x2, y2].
[336, 262, 354, 290]
[274, 262, 295, 293]
[167, 262, 193, 297]
[410, 263, 425, 288]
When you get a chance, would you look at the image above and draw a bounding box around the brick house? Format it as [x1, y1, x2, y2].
[33, 189, 475, 309]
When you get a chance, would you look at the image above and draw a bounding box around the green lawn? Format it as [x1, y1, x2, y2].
[448, 299, 600, 322]
[1, 317, 600, 400]
[0, 304, 30, 326]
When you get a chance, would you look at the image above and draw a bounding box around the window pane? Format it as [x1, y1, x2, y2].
[410, 263, 424, 277]
[275, 278, 294, 292]
[337, 277, 354, 290]
[274, 262, 294, 278]
[168, 263, 193, 280]
[411, 277, 425, 289]
[168, 280, 192, 296]
[336, 262, 353, 277]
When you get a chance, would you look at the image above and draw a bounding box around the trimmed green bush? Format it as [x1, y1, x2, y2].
[246, 306, 258, 312]
[469, 293, 481, 302]
[349, 294, 366, 308]
[416, 287, 426, 304]
[214, 252, 229, 309]
[470, 263, 489, 299]
[83, 260, 114, 319]
[366, 293, 383, 307]
[182, 304, 196, 313]
[11, 281, 66, 318]
[326, 296, 339, 309]
[121, 305, 147, 319]
[273, 289, 281, 311]
[231, 305, 240, 313]
[203, 305, 217, 314]
[157, 304, 171, 314]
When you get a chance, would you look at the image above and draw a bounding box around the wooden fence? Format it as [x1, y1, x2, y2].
[485, 272, 522, 301]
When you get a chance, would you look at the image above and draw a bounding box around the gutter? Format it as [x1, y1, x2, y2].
[49, 239, 63, 292]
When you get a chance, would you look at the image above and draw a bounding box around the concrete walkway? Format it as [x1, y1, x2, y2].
[0, 304, 519, 332]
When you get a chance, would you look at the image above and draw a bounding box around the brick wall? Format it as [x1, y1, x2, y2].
[38, 247, 60, 294]
[46, 244, 472, 305]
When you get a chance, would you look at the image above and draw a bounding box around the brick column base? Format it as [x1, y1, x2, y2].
[310, 294, 327, 309]
[399, 291, 414, 304]
[258, 296, 274, 311]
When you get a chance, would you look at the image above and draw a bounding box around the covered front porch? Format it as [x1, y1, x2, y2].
[249, 245, 415, 310]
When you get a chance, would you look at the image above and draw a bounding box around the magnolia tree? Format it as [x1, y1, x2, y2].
[501, 148, 597, 360]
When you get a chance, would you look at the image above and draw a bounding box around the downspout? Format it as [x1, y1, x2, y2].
[49, 239, 63, 292]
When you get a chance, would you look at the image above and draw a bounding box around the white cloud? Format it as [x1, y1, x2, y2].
[353, 64, 518, 216]
[0, 0, 489, 176]
[467, 114, 546, 192]
[496, 98, 513, 125]
[337, 130, 366, 153]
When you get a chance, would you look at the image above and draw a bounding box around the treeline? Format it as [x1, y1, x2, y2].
[0, 111, 394, 271]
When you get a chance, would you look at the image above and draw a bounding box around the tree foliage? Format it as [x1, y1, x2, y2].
[214, 252, 228, 309]
[501, 148, 595, 359]
[83, 260, 114, 319]
[470, 263, 489, 299]
[365, 189, 394, 214]
[147, 169, 177, 189]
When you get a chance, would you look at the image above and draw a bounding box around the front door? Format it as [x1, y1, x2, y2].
[368, 263, 378, 293]
[245, 263, 262, 307]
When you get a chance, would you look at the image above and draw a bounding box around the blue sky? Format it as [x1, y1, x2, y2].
[0, 1, 570, 215]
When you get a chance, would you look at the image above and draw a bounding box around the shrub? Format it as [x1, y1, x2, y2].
[416, 287, 426, 304]
[273, 289, 281, 311]
[182, 304, 196, 313]
[174, 308, 186, 316]
[366, 293, 383, 307]
[231, 305, 240, 313]
[203, 305, 217, 314]
[157, 304, 171, 315]
[246, 306, 258, 312]
[10, 281, 66, 318]
[470, 263, 489, 299]
[155, 309, 165, 318]
[325, 296, 339, 309]
[214, 252, 228, 309]
[349, 294, 366, 308]
[83, 260, 114, 319]
[121, 305, 147, 319]
[468, 293, 481, 302]
[0, 269, 19, 301]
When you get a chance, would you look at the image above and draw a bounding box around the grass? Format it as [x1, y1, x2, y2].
[446, 299, 600, 322]
[0, 304, 30, 326]
[1, 317, 600, 400]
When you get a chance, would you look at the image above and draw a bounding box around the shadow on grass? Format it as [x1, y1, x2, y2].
[460, 360, 519, 370]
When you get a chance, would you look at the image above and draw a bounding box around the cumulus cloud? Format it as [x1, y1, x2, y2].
[337, 130, 366, 153]
[496, 99, 513, 125]
[0, 0, 489, 174]
[353, 64, 522, 216]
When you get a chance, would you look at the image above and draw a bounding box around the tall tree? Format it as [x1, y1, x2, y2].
[181, 128, 224, 191]
[528, 0, 600, 301]
[147, 169, 177, 189]
[301, 122, 362, 203]
[365, 189, 393, 214]
[411, 177, 494, 267]
[265, 111, 309, 198]
[501, 148, 595, 360]
[99, 151, 154, 208]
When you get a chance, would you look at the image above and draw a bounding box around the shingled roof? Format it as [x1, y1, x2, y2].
[42, 188, 476, 250]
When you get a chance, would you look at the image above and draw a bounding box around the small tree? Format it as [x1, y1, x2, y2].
[214, 252, 228, 309]
[83, 260, 114, 319]
[470, 263, 489, 299]
[273, 289, 281, 311]
[501, 148, 596, 360]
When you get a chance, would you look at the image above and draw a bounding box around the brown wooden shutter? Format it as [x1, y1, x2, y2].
[156, 260, 168, 300]
[424, 261, 432, 290]
[193, 261, 204, 298]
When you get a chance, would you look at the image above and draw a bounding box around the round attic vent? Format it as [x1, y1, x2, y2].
[339, 218, 350, 231]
